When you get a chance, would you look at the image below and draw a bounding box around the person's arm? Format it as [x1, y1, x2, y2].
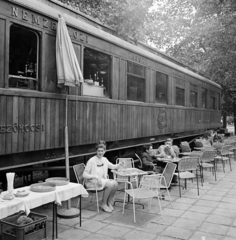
[158, 145, 166, 157]
[169, 147, 177, 158]
[107, 160, 121, 170]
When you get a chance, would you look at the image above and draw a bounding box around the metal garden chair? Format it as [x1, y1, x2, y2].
[229, 141, 236, 161]
[158, 162, 176, 207]
[180, 141, 191, 156]
[113, 158, 138, 189]
[199, 150, 217, 183]
[73, 163, 106, 213]
[175, 157, 199, 197]
[122, 174, 163, 223]
[214, 145, 233, 172]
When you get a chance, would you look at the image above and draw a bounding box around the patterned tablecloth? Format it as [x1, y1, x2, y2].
[112, 168, 147, 177]
[0, 182, 88, 219]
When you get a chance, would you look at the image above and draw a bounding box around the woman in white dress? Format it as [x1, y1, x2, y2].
[83, 140, 121, 212]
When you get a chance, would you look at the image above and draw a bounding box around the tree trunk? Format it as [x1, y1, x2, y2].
[222, 112, 227, 129]
[234, 102, 236, 135]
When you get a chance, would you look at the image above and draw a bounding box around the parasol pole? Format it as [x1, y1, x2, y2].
[65, 86, 71, 209]
[56, 13, 82, 218]
[58, 86, 80, 218]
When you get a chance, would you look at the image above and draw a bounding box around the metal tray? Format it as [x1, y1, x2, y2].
[30, 182, 56, 192]
[45, 177, 69, 186]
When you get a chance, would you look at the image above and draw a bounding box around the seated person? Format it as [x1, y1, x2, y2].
[201, 130, 216, 147]
[213, 129, 224, 143]
[141, 143, 164, 173]
[158, 138, 177, 159]
[83, 140, 122, 213]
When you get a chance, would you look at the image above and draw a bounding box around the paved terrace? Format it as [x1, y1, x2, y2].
[35, 158, 236, 240]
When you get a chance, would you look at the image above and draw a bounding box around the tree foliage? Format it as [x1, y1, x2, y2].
[57, 0, 153, 39]
[57, 0, 236, 116]
[144, 0, 236, 114]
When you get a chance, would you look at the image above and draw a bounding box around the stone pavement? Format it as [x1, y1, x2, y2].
[34, 158, 236, 240]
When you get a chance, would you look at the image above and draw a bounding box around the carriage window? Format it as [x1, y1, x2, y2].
[156, 71, 168, 104]
[210, 90, 216, 110]
[83, 47, 111, 98]
[210, 96, 216, 110]
[127, 61, 145, 102]
[176, 87, 185, 106]
[190, 92, 197, 107]
[218, 93, 221, 110]
[9, 25, 39, 90]
[190, 83, 198, 107]
[201, 88, 207, 108]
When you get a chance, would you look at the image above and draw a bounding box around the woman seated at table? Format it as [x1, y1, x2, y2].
[141, 143, 164, 173]
[213, 129, 224, 143]
[158, 138, 177, 159]
[83, 140, 121, 213]
[201, 130, 216, 147]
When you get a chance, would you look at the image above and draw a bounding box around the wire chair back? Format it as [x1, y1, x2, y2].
[178, 157, 199, 172]
[73, 163, 86, 185]
[139, 174, 160, 190]
[135, 153, 143, 169]
[200, 150, 217, 163]
[116, 158, 134, 168]
[221, 145, 233, 155]
[229, 141, 236, 148]
[161, 162, 176, 188]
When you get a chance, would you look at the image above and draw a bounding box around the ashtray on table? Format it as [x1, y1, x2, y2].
[45, 177, 69, 186]
[14, 190, 30, 197]
[2, 193, 15, 200]
[30, 182, 56, 193]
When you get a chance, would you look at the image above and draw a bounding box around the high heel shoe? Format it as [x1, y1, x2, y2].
[108, 204, 114, 211]
[100, 204, 112, 213]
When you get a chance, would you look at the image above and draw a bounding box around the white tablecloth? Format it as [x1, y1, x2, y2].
[0, 182, 88, 220]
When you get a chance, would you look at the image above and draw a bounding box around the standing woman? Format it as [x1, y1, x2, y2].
[83, 140, 121, 212]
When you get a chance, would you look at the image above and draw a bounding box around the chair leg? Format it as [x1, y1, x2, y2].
[122, 191, 127, 215]
[95, 191, 100, 213]
[133, 198, 136, 223]
[222, 159, 225, 173]
[196, 170, 199, 196]
[166, 187, 173, 208]
[178, 173, 181, 198]
[214, 160, 217, 181]
[157, 196, 163, 219]
[202, 167, 204, 184]
[229, 156, 232, 171]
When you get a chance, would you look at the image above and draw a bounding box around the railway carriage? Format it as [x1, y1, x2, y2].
[0, 0, 221, 172]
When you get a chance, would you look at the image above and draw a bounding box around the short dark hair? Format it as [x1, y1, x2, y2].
[142, 143, 152, 152]
[96, 140, 106, 150]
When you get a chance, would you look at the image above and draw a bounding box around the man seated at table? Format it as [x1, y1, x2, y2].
[158, 138, 177, 159]
[141, 143, 164, 173]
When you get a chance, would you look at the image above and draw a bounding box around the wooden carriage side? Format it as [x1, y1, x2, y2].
[0, 0, 221, 170]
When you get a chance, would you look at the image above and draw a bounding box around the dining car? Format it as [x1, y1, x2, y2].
[0, 0, 222, 173]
